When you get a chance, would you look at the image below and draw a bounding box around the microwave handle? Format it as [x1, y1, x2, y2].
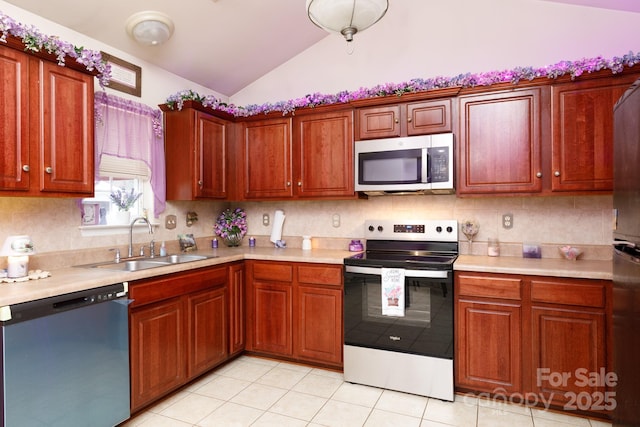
[422, 148, 429, 184]
[345, 265, 448, 279]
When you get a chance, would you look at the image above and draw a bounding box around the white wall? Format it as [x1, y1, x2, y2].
[231, 0, 640, 106]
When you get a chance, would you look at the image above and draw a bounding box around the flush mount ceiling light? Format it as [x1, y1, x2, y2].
[306, 0, 388, 42]
[126, 11, 175, 46]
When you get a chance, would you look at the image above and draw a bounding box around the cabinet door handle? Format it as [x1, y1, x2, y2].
[286, 181, 291, 187]
[198, 180, 203, 187]
[22, 165, 30, 172]
[45, 166, 53, 174]
[554, 171, 561, 177]
[536, 172, 542, 178]
[407, 117, 412, 123]
[297, 181, 302, 187]
[394, 118, 399, 123]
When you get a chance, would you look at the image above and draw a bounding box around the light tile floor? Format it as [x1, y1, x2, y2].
[122, 355, 613, 427]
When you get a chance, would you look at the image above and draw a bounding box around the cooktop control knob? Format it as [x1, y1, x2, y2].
[377, 226, 383, 232]
[368, 225, 374, 232]
[447, 226, 453, 233]
[436, 226, 443, 233]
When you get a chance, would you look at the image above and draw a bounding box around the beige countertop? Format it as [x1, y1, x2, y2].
[0, 250, 613, 308]
[454, 254, 612, 280]
[0, 247, 353, 307]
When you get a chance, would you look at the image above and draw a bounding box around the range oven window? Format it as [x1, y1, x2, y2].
[344, 269, 453, 359]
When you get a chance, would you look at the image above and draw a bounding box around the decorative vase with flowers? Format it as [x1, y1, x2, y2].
[214, 208, 247, 247]
[108, 187, 142, 225]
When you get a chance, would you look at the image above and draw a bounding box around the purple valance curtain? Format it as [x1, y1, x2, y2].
[94, 91, 166, 217]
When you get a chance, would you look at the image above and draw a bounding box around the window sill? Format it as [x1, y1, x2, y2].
[79, 222, 160, 237]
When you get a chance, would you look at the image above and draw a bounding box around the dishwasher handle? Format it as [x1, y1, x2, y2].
[1, 282, 128, 324]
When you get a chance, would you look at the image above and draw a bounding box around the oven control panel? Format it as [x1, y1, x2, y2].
[365, 220, 458, 242]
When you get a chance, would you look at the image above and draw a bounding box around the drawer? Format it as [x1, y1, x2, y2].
[298, 264, 342, 287]
[457, 274, 522, 300]
[252, 262, 293, 282]
[531, 279, 606, 308]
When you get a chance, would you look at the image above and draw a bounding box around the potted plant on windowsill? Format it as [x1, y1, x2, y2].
[108, 188, 141, 225]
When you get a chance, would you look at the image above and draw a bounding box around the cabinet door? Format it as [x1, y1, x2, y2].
[196, 112, 227, 198]
[187, 287, 228, 378]
[39, 60, 94, 194]
[356, 105, 401, 139]
[130, 297, 186, 412]
[0, 47, 30, 191]
[531, 306, 606, 408]
[407, 99, 452, 135]
[456, 299, 522, 394]
[551, 75, 639, 192]
[242, 118, 293, 199]
[296, 284, 343, 366]
[250, 281, 293, 356]
[458, 88, 543, 194]
[294, 110, 355, 198]
[228, 263, 245, 356]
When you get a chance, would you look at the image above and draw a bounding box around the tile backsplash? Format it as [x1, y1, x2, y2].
[0, 194, 613, 267]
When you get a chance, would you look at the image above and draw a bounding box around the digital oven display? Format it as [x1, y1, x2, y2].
[393, 224, 425, 233]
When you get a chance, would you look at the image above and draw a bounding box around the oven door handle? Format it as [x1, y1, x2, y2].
[345, 265, 449, 279]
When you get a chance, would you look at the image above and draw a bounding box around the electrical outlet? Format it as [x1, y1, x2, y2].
[332, 213, 341, 228]
[165, 214, 177, 229]
[502, 213, 513, 229]
[262, 213, 270, 226]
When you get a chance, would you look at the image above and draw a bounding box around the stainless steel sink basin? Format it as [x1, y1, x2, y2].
[153, 254, 210, 264]
[94, 259, 171, 271]
[74, 254, 217, 272]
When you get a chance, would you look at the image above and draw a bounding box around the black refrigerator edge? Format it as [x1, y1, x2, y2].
[613, 77, 640, 426]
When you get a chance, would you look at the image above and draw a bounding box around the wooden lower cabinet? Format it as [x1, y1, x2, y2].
[129, 266, 229, 412]
[130, 297, 186, 411]
[246, 260, 343, 368]
[455, 271, 611, 416]
[228, 262, 245, 356]
[456, 299, 522, 394]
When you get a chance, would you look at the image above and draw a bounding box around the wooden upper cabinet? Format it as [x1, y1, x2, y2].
[293, 109, 355, 198]
[0, 47, 29, 191]
[356, 99, 452, 140]
[40, 60, 94, 194]
[551, 74, 640, 192]
[164, 106, 229, 200]
[241, 117, 293, 199]
[457, 87, 544, 195]
[0, 44, 94, 197]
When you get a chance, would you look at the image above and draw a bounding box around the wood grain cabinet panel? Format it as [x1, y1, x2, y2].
[163, 105, 229, 200]
[458, 88, 543, 194]
[0, 43, 94, 197]
[455, 271, 612, 417]
[356, 99, 452, 140]
[551, 74, 640, 192]
[188, 287, 228, 378]
[246, 260, 343, 368]
[130, 297, 186, 411]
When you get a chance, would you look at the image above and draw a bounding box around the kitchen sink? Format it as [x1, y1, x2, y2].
[74, 254, 217, 272]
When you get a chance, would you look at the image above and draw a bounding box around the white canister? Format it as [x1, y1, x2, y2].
[302, 236, 312, 250]
[488, 238, 500, 257]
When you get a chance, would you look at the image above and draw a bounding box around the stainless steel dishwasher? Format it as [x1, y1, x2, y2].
[0, 283, 131, 427]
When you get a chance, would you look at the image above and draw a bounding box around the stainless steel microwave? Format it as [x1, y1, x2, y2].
[354, 134, 454, 195]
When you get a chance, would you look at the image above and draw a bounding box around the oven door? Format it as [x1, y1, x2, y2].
[344, 265, 453, 359]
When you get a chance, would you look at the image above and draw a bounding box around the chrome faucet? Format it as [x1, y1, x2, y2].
[129, 217, 154, 258]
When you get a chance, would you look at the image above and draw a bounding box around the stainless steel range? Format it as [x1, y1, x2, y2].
[343, 219, 458, 401]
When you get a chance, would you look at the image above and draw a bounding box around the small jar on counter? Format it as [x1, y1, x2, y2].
[249, 237, 256, 247]
[212, 238, 218, 249]
[488, 238, 500, 257]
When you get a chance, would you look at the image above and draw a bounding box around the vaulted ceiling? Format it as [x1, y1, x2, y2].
[5, 0, 640, 97]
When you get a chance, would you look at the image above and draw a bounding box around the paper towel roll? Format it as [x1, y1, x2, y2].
[270, 209, 286, 243]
